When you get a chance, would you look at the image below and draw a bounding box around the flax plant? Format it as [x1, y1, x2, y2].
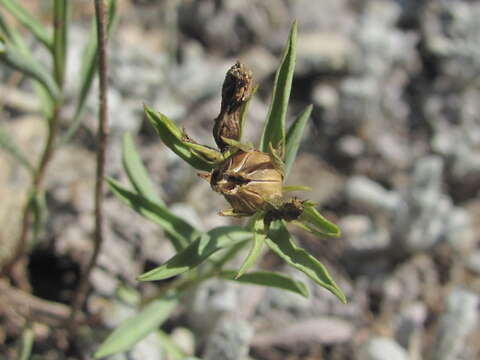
[97, 21, 345, 359]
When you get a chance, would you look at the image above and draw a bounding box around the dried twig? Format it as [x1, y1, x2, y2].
[68, 0, 109, 336]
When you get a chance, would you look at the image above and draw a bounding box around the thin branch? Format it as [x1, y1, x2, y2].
[68, 0, 109, 336]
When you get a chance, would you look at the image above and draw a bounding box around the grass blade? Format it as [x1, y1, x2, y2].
[0, 40, 59, 100]
[62, 0, 117, 143]
[0, 125, 33, 172]
[94, 293, 178, 358]
[122, 132, 161, 203]
[259, 21, 297, 153]
[220, 270, 309, 298]
[138, 226, 252, 281]
[265, 221, 346, 303]
[284, 104, 312, 178]
[0, 0, 52, 50]
[107, 178, 199, 251]
[300, 203, 341, 237]
[144, 105, 221, 171]
[235, 216, 265, 278]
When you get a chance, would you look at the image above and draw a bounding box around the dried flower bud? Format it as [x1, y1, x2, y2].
[213, 61, 253, 152]
[210, 149, 282, 215]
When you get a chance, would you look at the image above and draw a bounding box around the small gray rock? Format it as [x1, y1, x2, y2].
[203, 316, 253, 360]
[357, 337, 409, 360]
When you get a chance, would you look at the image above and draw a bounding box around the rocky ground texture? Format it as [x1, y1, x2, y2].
[1, 0, 480, 359]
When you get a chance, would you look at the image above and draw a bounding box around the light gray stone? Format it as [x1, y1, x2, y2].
[357, 337, 409, 360]
[432, 288, 479, 360]
[203, 316, 253, 360]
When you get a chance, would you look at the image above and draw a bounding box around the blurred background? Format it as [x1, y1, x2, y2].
[1, 0, 479, 359]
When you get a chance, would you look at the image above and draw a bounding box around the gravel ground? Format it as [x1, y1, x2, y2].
[1, 1, 479, 359]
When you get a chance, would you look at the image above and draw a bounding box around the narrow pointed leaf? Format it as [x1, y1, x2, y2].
[236, 217, 265, 278]
[0, 125, 33, 172]
[259, 21, 297, 153]
[239, 85, 258, 140]
[62, 0, 117, 143]
[0, 0, 52, 50]
[265, 221, 346, 303]
[284, 105, 312, 178]
[221, 270, 309, 298]
[283, 185, 311, 193]
[300, 204, 341, 237]
[106, 178, 198, 251]
[144, 105, 215, 171]
[17, 326, 34, 360]
[94, 293, 178, 358]
[52, 0, 69, 85]
[122, 132, 162, 204]
[0, 41, 59, 100]
[138, 226, 252, 281]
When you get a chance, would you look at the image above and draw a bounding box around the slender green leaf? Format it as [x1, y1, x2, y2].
[0, 0, 52, 50]
[220, 270, 309, 298]
[284, 105, 312, 178]
[239, 85, 258, 140]
[157, 330, 186, 360]
[94, 293, 178, 358]
[0, 41, 59, 100]
[17, 326, 34, 360]
[144, 105, 218, 171]
[0, 125, 33, 172]
[300, 203, 341, 237]
[236, 217, 265, 278]
[106, 178, 198, 251]
[62, 0, 117, 143]
[259, 21, 297, 153]
[122, 132, 161, 204]
[283, 185, 311, 193]
[52, 0, 69, 85]
[138, 226, 252, 281]
[265, 221, 346, 303]
[0, 13, 54, 116]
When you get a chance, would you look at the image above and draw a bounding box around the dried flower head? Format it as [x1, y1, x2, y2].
[209, 149, 283, 215]
[213, 61, 253, 152]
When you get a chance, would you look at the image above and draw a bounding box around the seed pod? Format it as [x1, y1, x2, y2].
[213, 61, 253, 152]
[210, 149, 283, 215]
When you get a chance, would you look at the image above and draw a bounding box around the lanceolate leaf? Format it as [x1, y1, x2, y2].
[259, 21, 297, 153]
[94, 293, 178, 358]
[0, 41, 59, 100]
[122, 132, 162, 204]
[144, 105, 217, 171]
[284, 105, 312, 178]
[239, 85, 258, 140]
[265, 221, 346, 303]
[17, 326, 34, 360]
[138, 226, 252, 281]
[62, 0, 117, 143]
[106, 178, 198, 251]
[220, 270, 309, 298]
[0, 0, 52, 50]
[300, 203, 341, 237]
[235, 216, 265, 278]
[0, 125, 33, 172]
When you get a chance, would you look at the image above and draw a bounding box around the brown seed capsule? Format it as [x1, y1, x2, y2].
[210, 149, 283, 215]
[213, 61, 253, 152]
